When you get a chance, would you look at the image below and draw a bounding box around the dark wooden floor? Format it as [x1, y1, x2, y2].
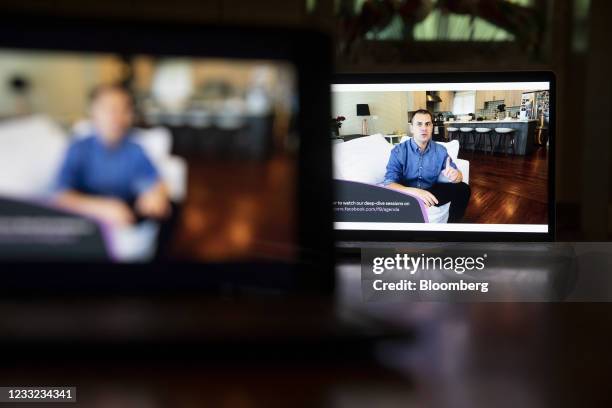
[460, 147, 549, 224]
[169, 155, 296, 262]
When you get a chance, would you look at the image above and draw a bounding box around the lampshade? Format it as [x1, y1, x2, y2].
[152, 60, 194, 112]
[356, 104, 370, 116]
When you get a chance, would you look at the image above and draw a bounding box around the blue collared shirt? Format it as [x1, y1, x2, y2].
[383, 138, 457, 189]
[55, 132, 160, 203]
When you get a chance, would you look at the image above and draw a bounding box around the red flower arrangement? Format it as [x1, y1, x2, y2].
[331, 116, 346, 136]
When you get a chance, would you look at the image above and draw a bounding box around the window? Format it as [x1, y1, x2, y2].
[453, 91, 475, 114]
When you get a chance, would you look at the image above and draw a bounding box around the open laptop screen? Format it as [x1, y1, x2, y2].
[332, 73, 554, 241]
[0, 49, 299, 263]
[0, 18, 334, 294]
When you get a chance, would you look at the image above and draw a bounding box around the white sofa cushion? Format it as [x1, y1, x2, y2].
[0, 115, 69, 198]
[333, 134, 392, 184]
[441, 139, 460, 161]
[455, 158, 469, 184]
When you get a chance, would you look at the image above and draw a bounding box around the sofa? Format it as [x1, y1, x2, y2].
[333, 134, 469, 223]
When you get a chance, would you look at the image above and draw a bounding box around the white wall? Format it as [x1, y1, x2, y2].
[332, 91, 409, 135]
[0, 49, 122, 126]
[0, 50, 296, 128]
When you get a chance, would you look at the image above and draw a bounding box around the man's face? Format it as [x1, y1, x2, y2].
[411, 112, 433, 146]
[91, 89, 134, 144]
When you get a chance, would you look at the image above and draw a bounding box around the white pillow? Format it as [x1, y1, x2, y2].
[333, 134, 392, 185]
[0, 115, 69, 198]
[438, 139, 459, 161]
[133, 127, 173, 161]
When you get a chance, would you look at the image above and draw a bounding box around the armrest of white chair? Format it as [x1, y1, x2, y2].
[134, 127, 173, 160]
[455, 159, 469, 184]
[154, 155, 188, 202]
[109, 221, 160, 262]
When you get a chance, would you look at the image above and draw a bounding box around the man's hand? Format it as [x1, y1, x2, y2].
[408, 187, 439, 207]
[54, 192, 135, 226]
[101, 199, 136, 226]
[442, 157, 461, 183]
[135, 183, 170, 219]
[385, 183, 438, 207]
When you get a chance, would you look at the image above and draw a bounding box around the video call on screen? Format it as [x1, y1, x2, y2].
[0, 49, 299, 263]
[331, 82, 550, 234]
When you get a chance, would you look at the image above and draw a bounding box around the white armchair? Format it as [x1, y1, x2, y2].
[333, 134, 470, 223]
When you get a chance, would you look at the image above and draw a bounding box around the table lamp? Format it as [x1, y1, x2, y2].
[356, 104, 370, 135]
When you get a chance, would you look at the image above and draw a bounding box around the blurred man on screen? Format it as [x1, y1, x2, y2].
[53, 84, 170, 226]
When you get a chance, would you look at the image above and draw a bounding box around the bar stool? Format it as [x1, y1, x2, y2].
[494, 127, 516, 155]
[459, 127, 475, 151]
[447, 127, 459, 142]
[475, 127, 493, 153]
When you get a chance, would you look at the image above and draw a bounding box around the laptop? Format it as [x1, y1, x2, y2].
[0, 15, 337, 295]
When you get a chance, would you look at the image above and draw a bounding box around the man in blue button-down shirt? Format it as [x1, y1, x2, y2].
[53, 84, 171, 227]
[383, 109, 471, 222]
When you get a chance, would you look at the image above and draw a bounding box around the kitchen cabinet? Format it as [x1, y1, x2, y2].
[475, 91, 498, 109]
[504, 90, 522, 107]
[491, 91, 504, 101]
[485, 91, 505, 102]
[475, 91, 488, 110]
[476, 90, 519, 109]
[437, 91, 454, 112]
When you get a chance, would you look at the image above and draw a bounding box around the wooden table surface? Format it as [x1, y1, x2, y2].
[0, 263, 611, 407]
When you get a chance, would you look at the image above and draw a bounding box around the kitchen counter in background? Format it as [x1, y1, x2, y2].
[444, 119, 538, 155]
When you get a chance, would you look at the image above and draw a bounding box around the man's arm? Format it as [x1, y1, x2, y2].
[54, 191, 135, 226]
[385, 182, 439, 207]
[382, 145, 405, 187]
[54, 181, 170, 226]
[135, 181, 171, 219]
